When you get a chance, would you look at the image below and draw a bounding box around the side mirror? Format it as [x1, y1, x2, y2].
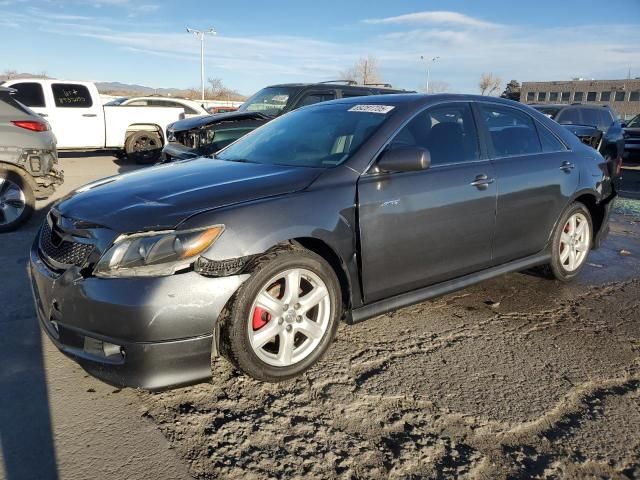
[377, 146, 431, 172]
[621, 122, 627, 128]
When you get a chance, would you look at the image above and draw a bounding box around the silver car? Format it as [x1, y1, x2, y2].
[0, 86, 63, 231]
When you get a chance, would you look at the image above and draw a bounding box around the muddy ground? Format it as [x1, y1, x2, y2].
[140, 207, 640, 479]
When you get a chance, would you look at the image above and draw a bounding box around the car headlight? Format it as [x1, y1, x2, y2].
[93, 225, 224, 278]
[167, 127, 176, 142]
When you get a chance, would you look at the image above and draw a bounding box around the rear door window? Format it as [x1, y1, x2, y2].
[10, 82, 46, 108]
[537, 124, 567, 153]
[598, 110, 615, 129]
[581, 109, 600, 128]
[51, 83, 93, 108]
[341, 90, 370, 99]
[479, 104, 542, 157]
[389, 102, 480, 166]
[297, 91, 336, 108]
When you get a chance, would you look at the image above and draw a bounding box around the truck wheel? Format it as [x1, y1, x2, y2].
[125, 131, 162, 165]
[0, 170, 35, 232]
[220, 245, 341, 382]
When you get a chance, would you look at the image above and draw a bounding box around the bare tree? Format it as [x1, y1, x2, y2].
[3, 69, 18, 80]
[479, 73, 502, 96]
[207, 77, 224, 98]
[340, 55, 383, 85]
[422, 80, 450, 94]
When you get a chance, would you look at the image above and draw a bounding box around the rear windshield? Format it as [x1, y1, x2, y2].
[216, 103, 394, 168]
[0, 90, 33, 115]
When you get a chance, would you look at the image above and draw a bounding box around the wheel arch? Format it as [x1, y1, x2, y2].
[124, 123, 165, 146]
[0, 161, 37, 190]
[570, 191, 608, 246]
[291, 237, 353, 315]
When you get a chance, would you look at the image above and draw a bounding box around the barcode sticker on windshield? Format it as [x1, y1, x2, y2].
[348, 105, 395, 114]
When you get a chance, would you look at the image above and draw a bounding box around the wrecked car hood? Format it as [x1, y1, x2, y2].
[57, 158, 321, 232]
[169, 111, 271, 132]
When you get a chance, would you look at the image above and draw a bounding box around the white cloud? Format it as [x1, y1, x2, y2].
[1, 6, 638, 94]
[364, 11, 500, 29]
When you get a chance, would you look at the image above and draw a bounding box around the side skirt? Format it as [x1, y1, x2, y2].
[347, 252, 551, 324]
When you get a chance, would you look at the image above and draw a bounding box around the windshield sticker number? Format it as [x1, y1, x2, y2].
[348, 105, 395, 114]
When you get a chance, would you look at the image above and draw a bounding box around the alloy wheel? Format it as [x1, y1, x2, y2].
[559, 212, 590, 272]
[248, 268, 331, 367]
[0, 177, 26, 226]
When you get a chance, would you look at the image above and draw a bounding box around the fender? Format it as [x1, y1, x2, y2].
[177, 181, 363, 308]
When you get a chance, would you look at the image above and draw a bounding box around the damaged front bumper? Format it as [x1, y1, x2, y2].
[35, 166, 64, 199]
[29, 236, 248, 390]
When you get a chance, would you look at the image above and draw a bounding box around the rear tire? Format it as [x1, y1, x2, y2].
[541, 202, 592, 282]
[125, 131, 162, 164]
[220, 245, 341, 382]
[0, 169, 34, 233]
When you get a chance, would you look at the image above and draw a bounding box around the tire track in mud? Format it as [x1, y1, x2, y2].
[139, 279, 640, 479]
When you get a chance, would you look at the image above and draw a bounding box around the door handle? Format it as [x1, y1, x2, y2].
[39, 113, 48, 117]
[82, 113, 97, 117]
[560, 161, 575, 171]
[470, 174, 495, 189]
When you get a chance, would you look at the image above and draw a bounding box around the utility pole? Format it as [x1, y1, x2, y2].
[420, 55, 440, 93]
[186, 26, 216, 101]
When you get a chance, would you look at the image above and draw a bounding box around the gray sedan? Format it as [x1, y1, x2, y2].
[30, 94, 617, 389]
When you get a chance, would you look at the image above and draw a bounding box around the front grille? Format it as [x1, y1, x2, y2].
[39, 220, 94, 268]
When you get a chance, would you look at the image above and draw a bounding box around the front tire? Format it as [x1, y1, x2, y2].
[220, 245, 341, 382]
[0, 170, 34, 232]
[542, 202, 592, 282]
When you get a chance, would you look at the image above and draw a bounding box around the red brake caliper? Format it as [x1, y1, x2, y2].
[252, 307, 272, 331]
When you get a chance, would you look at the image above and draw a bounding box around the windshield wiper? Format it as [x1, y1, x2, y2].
[216, 156, 260, 164]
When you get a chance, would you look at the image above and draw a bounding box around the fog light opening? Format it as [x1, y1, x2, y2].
[83, 336, 125, 359]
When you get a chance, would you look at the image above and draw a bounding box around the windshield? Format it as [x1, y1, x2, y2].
[238, 87, 297, 117]
[532, 106, 561, 118]
[627, 114, 640, 128]
[216, 103, 394, 168]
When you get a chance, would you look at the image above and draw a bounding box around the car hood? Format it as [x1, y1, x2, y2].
[57, 158, 321, 232]
[170, 111, 271, 132]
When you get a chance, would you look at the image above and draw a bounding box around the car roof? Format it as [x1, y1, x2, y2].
[266, 82, 410, 93]
[323, 92, 533, 108]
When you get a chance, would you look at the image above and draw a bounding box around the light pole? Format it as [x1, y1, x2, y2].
[186, 26, 217, 102]
[420, 55, 440, 93]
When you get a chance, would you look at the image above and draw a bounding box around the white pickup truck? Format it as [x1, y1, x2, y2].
[1, 79, 184, 163]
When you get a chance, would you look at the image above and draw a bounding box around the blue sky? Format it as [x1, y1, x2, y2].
[1, 0, 639, 96]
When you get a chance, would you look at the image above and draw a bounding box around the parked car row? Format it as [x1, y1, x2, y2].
[29, 93, 618, 389]
[1, 79, 184, 163]
[162, 81, 412, 161]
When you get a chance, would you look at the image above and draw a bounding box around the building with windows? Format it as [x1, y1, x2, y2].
[521, 79, 640, 120]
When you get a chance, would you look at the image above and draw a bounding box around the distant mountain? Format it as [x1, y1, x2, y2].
[94, 81, 184, 96]
[1, 72, 245, 101]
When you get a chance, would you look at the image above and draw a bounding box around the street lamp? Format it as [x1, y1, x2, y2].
[420, 55, 440, 93]
[186, 26, 217, 101]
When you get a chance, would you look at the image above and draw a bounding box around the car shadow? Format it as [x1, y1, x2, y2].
[0, 204, 59, 480]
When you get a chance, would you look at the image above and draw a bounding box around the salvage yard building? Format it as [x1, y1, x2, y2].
[521, 78, 640, 120]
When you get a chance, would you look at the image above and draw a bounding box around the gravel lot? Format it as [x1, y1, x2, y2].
[1, 154, 639, 480]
